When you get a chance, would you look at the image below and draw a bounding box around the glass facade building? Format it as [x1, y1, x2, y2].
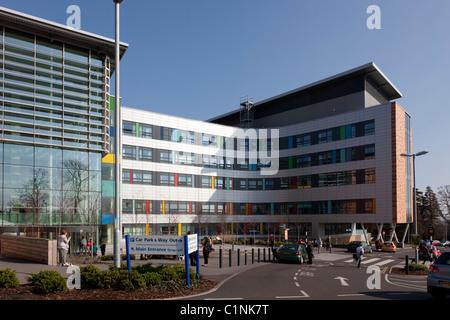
[0, 7, 128, 243]
[0, 7, 412, 246]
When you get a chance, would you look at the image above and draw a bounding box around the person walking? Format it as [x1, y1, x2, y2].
[202, 236, 211, 267]
[306, 241, 314, 264]
[356, 243, 364, 268]
[317, 238, 322, 254]
[81, 236, 87, 254]
[100, 241, 106, 256]
[57, 230, 71, 267]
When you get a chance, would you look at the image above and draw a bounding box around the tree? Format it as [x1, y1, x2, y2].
[19, 169, 49, 237]
[419, 186, 444, 239]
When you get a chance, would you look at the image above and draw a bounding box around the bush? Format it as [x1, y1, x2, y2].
[103, 269, 146, 291]
[0, 268, 20, 288]
[80, 265, 105, 289]
[100, 254, 135, 261]
[28, 270, 68, 294]
[408, 263, 429, 272]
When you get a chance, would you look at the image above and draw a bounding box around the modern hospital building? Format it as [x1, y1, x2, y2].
[0, 7, 413, 246]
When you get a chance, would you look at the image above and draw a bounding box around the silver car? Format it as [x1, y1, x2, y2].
[427, 251, 450, 299]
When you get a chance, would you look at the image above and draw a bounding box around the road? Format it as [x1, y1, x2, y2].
[185, 246, 449, 300]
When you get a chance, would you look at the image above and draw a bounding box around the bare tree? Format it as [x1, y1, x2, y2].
[19, 169, 49, 237]
[437, 185, 450, 224]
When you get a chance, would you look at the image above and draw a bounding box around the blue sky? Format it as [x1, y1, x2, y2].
[3, 0, 450, 192]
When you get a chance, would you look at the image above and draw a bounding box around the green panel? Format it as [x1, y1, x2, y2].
[135, 123, 140, 137]
[102, 180, 115, 197]
[288, 156, 296, 169]
[340, 126, 346, 140]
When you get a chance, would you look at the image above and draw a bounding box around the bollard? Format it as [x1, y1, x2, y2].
[237, 248, 240, 266]
[268, 247, 271, 261]
[405, 255, 409, 275]
[219, 248, 222, 268]
[252, 248, 255, 264]
[229, 249, 232, 267]
[245, 250, 247, 265]
[258, 248, 260, 263]
[263, 248, 266, 262]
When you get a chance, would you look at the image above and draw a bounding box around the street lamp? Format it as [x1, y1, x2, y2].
[113, 0, 123, 269]
[401, 150, 429, 263]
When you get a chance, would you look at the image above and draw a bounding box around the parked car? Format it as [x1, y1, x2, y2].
[347, 241, 373, 253]
[381, 241, 397, 252]
[276, 244, 307, 263]
[427, 251, 450, 299]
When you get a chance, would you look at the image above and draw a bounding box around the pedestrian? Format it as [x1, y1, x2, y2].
[317, 238, 322, 254]
[202, 236, 211, 266]
[327, 235, 332, 253]
[187, 231, 197, 266]
[87, 239, 92, 255]
[100, 241, 106, 256]
[92, 243, 98, 257]
[57, 230, 71, 267]
[81, 236, 87, 254]
[306, 241, 313, 264]
[269, 233, 275, 250]
[356, 243, 364, 268]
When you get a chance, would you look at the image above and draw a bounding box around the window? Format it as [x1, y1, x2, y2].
[160, 150, 172, 163]
[178, 174, 192, 187]
[159, 173, 175, 186]
[139, 124, 152, 138]
[123, 200, 132, 214]
[122, 169, 131, 183]
[364, 121, 375, 136]
[318, 130, 332, 144]
[202, 134, 217, 147]
[318, 151, 333, 165]
[297, 175, 311, 188]
[123, 121, 134, 136]
[161, 127, 174, 141]
[296, 134, 311, 147]
[364, 146, 375, 159]
[123, 145, 136, 160]
[139, 147, 152, 161]
[265, 179, 274, 190]
[365, 168, 375, 184]
[201, 176, 212, 188]
[296, 155, 311, 168]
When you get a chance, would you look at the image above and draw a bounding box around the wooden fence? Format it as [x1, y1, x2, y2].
[0, 235, 57, 266]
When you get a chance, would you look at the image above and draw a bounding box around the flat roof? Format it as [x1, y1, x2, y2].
[0, 6, 128, 68]
[208, 62, 402, 123]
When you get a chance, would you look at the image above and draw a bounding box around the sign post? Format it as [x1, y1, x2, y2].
[126, 234, 199, 288]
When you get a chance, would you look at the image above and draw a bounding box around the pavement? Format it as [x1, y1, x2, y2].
[0, 243, 274, 285]
[0, 243, 433, 286]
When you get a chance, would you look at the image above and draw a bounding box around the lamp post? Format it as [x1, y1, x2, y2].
[113, 0, 123, 269]
[401, 150, 429, 263]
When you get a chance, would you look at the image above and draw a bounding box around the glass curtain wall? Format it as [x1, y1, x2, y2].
[0, 26, 109, 238]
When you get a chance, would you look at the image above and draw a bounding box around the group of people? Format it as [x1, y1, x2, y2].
[56, 230, 107, 266]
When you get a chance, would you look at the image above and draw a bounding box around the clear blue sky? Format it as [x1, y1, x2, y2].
[3, 0, 450, 193]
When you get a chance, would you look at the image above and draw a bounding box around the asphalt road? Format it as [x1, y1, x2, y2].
[183, 246, 450, 300]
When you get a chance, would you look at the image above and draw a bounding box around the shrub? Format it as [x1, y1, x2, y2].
[143, 272, 163, 287]
[0, 268, 20, 289]
[104, 269, 146, 291]
[100, 254, 135, 261]
[80, 265, 105, 289]
[408, 263, 429, 272]
[28, 270, 68, 294]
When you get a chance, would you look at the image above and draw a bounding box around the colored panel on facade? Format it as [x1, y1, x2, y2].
[162, 201, 165, 214]
[102, 214, 114, 225]
[102, 180, 115, 197]
[102, 153, 115, 163]
[135, 123, 140, 137]
[340, 126, 346, 140]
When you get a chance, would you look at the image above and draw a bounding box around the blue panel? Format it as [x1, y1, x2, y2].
[101, 214, 114, 224]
